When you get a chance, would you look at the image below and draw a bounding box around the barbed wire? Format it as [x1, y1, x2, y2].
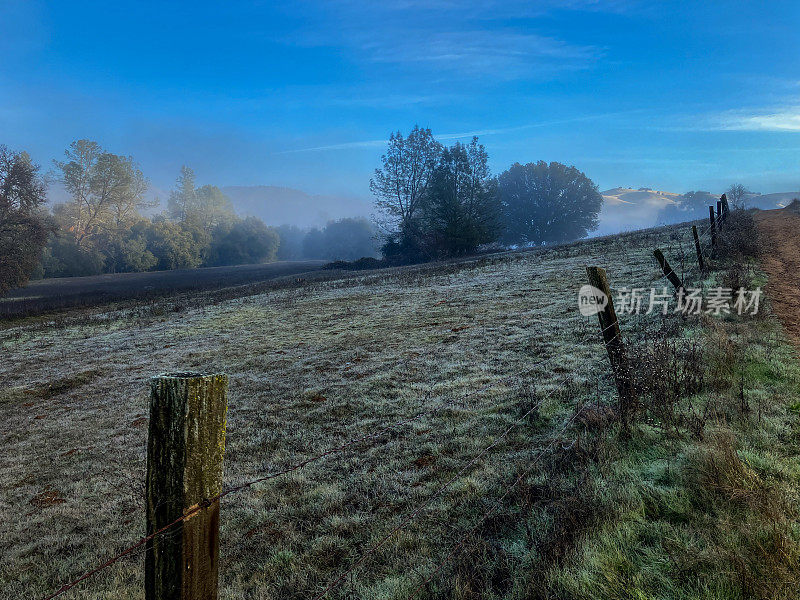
[311, 386, 550, 599]
[40, 206, 722, 599]
[39, 356, 555, 600]
[404, 399, 588, 599]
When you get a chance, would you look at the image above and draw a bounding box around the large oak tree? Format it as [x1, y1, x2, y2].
[498, 161, 602, 245]
[422, 138, 500, 257]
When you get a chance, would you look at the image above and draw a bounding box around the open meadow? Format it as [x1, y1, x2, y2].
[3, 213, 800, 600]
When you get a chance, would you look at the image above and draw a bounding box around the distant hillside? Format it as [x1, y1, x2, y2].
[596, 187, 686, 235]
[595, 187, 800, 236]
[745, 191, 800, 209]
[221, 186, 372, 228]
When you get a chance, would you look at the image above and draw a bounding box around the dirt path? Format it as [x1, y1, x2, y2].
[755, 207, 800, 346]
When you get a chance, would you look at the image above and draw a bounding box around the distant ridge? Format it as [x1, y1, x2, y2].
[595, 187, 800, 236]
[596, 187, 686, 235]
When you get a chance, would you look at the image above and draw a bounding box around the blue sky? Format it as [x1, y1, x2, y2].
[1, 0, 799, 200]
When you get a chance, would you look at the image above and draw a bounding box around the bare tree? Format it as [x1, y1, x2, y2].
[0, 146, 50, 294]
[370, 125, 442, 235]
[726, 183, 751, 209]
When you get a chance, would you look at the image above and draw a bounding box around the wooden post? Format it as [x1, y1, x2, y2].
[692, 225, 705, 271]
[653, 249, 684, 292]
[721, 193, 730, 219]
[585, 267, 637, 432]
[709, 205, 717, 255]
[146, 372, 228, 600]
[716, 200, 723, 229]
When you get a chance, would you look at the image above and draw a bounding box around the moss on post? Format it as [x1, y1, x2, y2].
[145, 372, 228, 600]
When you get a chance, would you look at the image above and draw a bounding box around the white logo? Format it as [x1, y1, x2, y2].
[578, 285, 608, 316]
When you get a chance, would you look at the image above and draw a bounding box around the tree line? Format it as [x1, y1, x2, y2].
[371, 125, 603, 262]
[0, 140, 378, 293]
[1, 128, 606, 294]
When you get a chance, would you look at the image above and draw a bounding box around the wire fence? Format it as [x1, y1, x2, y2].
[37, 205, 725, 600]
[40, 355, 567, 600]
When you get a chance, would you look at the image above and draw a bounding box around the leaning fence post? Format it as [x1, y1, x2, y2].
[709, 205, 717, 255]
[146, 372, 228, 600]
[692, 225, 705, 271]
[721, 193, 730, 219]
[653, 249, 684, 292]
[585, 267, 637, 433]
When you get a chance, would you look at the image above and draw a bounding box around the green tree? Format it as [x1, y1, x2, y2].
[0, 146, 51, 293]
[101, 220, 158, 273]
[166, 165, 196, 222]
[54, 139, 151, 247]
[318, 218, 378, 260]
[145, 219, 207, 270]
[422, 138, 500, 257]
[302, 227, 325, 259]
[275, 224, 306, 260]
[207, 217, 279, 266]
[192, 185, 236, 232]
[498, 161, 602, 245]
[39, 233, 105, 278]
[166, 167, 236, 232]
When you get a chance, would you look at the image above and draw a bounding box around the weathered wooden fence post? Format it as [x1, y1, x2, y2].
[716, 200, 723, 229]
[709, 205, 717, 254]
[146, 372, 228, 600]
[653, 249, 684, 292]
[585, 267, 637, 433]
[692, 225, 705, 271]
[721, 193, 730, 219]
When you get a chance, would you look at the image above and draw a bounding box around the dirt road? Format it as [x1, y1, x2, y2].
[755, 206, 800, 345]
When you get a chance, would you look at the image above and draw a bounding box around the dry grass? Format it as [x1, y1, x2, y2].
[2, 219, 799, 599]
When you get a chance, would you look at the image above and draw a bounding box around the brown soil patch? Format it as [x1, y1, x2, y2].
[755, 209, 800, 349]
[30, 489, 66, 508]
[412, 454, 436, 468]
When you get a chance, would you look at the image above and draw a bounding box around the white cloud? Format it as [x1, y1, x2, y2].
[715, 107, 800, 132]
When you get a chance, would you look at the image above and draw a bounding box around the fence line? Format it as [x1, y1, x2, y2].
[40, 201, 731, 599]
[40, 359, 554, 600]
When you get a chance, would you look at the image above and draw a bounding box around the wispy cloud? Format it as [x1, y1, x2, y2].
[714, 107, 800, 132]
[277, 110, 645, 154]
[276, 139, 389, 154]
[288, 2, 604, 81]
[353, 29, 600, 78]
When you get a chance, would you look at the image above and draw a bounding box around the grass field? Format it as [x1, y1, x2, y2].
[3, 216, 800, 599]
